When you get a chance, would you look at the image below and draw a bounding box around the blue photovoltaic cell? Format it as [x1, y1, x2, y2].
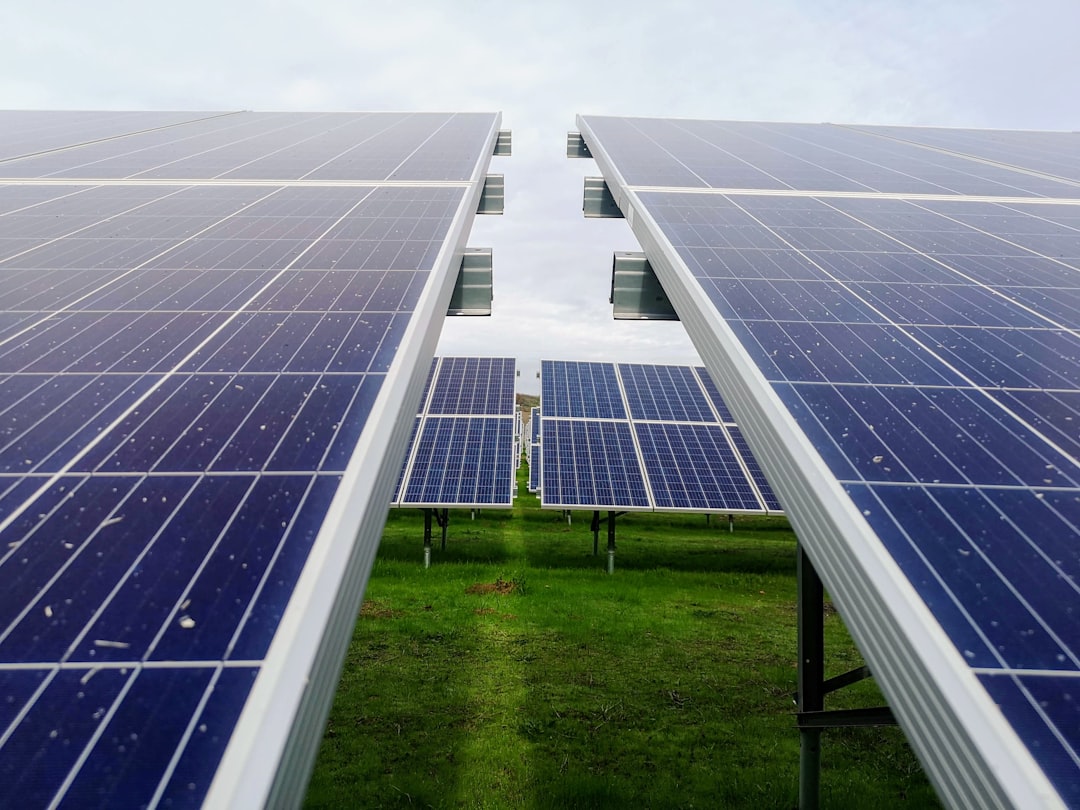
[395, 357, 517, 507]
[580, 115, 1080, 806]
[979, 673, 1080, 808]
[854, 124, 1080, 188]
[540, 419, 650, 508]
[726, 426, 784, 512]
[427, 356, 516, 415]
[529, 442, 541, 493]
[693, 367, 735, 423]
[539, 360, 777, 513]
[401, 417, 515, 506]
[634, 422, 762, 511]
[540, 359, 626, 419]
[618, 363, 715, 422]
[0, 111, 497, 807]
[582, 117, 1079, 197]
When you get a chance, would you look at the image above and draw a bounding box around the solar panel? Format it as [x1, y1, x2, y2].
[0, 110, 503, 808]
[539, 360, 781, 514]
[395, 357, 517, 508]
[539, 358, 626, 418]
[577, 115, 1080, 809]
[527, 407, 541, 493]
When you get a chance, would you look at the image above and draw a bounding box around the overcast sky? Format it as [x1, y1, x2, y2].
[4, 0, 1079, 392]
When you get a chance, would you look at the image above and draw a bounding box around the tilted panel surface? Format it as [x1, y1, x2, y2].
[0, 111, 228, 161]
[539, 418, 650, 509]
[617, 362, 715, 422]
[580, 116, 1080, 197]
[851, 124, 1080, 188]
[633, 422, 764, 511]
[579, 114, 1080, 808]
[400, 417, 515, 506]
[539, 359, 779, 514]
[396, 357, 518, 508]
[539, 359, 626, 419]
[426, 356, 516, 415]
[0, 110, 498, 808]
[614, 362, 774, 513]
[528, 407, 541, 493]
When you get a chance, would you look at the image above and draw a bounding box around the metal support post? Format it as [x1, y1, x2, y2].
[607, 511, 616, 574]
[439, 508, 449, 551]
[797, 545, 824, 810]
[423, 509, 433, 569]
[590, 510, 601, 556]
[728, 513, 734, 533]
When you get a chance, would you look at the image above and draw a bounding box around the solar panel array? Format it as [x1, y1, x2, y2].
[576, 116, 1080, 809]
[0, 111, 502, 808]
[395, 356, 517, 507]
[527, 406, 541, 492]
[539, 360, 781, 513]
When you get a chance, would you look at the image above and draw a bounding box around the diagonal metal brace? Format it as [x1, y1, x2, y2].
[796, 706, 896, 729]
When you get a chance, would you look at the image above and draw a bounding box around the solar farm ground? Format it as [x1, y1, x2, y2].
[304, 462, 941, 809]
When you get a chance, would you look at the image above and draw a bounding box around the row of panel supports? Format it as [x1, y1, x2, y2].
[422, 508, 449, 569]
[585, 511, 738, 573]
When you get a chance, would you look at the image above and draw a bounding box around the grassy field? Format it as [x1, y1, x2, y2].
[304, 463, 941, 809]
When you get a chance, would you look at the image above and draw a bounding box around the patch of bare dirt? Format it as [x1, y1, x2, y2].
[360, 599, 401, 619]
[465, 578, 518, 596]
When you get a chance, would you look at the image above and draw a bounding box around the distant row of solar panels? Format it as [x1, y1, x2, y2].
[537, 360, 782, 513]
[393, 357, 517, 508]
[527, 406, 541, 493]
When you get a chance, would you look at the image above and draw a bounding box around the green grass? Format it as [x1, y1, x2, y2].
[304, 464, 941, 809]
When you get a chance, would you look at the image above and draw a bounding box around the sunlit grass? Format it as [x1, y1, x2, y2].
[304, 464, 940, 809]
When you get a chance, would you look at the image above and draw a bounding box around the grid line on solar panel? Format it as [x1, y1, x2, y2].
[0, 110, 501, 807]
[394, 358, 518, 507]
[844, 124, 1080, 192]
[0, 190, 407, 527]
[578, 114, 1080, 807]
[633, 422, 765, 511]
[584, 117, 1080, 198]
[539, 417, 651, 509]
[0, 113, 497, 183]
[539, 360, 781, 514]
[540, 359, 627, 419]
[399, 416, 515, 506]
[0, 111, 242, 163]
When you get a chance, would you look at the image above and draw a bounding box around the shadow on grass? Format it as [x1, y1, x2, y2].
[376, 507, 518, 565]
[519, 508, 797, 577]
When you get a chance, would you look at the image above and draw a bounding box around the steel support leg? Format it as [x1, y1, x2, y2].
[423, 509, 433, 569]
[607, 511, 616, 574]
[440, 508, 448, 551]
[591, 510, 600, 556]
[797, 545, 824, 810]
